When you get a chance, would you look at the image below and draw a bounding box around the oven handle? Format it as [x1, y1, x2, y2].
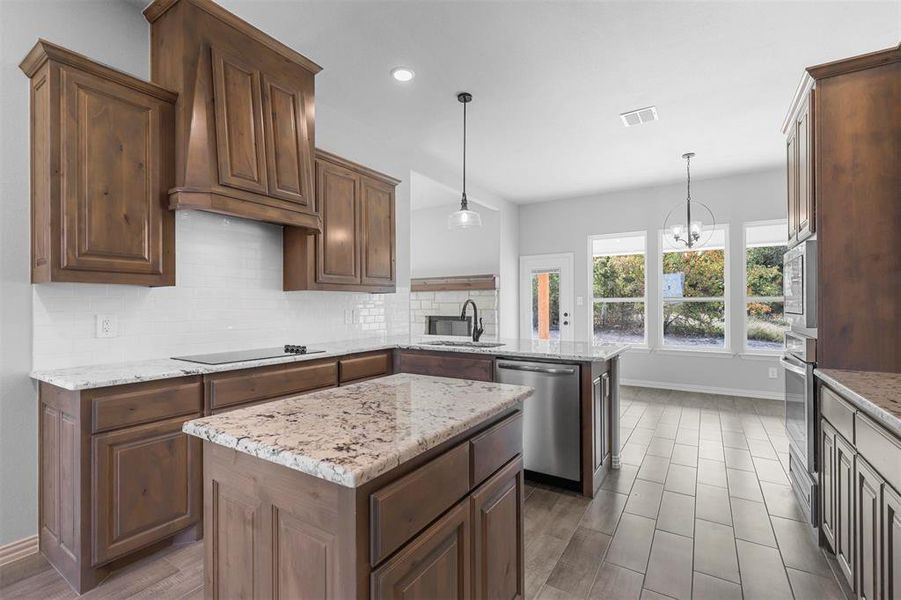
[779, 356, 807, 376]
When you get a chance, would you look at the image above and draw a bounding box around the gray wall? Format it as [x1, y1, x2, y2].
[411, 203, 501, 278]
[0, 0, 152, 547]
[518, 168, 787, 398]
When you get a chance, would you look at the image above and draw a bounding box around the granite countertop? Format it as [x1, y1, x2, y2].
[182, 373, 533, 487]
[30, 335, 628, 391]
[816, 369, 901, 435]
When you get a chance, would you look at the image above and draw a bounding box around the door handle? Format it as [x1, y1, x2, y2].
[497, 363, 576, 375]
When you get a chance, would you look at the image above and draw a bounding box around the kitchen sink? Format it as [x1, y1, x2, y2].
[422, 340, 506, 348]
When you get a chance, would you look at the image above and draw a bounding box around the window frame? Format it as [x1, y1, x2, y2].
[587, 231, 649, 348]
[657, 224, 731, 353]
[742, 219, 788, 355]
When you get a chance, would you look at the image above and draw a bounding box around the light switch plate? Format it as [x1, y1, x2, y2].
[96, 314, 117, 338]
[768, 367, 778, 379]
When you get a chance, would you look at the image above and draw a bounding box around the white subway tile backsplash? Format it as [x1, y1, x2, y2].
[32, 211, 410, 370]
[409, 289, 501, 341]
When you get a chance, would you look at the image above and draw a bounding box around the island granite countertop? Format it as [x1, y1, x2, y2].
[31, 335, 628, 391]
[182, 373, 533, 487]
[816, 369, 901, 437]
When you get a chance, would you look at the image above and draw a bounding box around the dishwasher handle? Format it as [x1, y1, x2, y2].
[496, 362, 576, 375]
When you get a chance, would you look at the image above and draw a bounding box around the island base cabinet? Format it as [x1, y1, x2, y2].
[822, 421, 837, 552]
[857, 457, 882, 600]
[371, 501, 471, 599]
[883, 485, 901, 599]
[836, 433, 856, 589]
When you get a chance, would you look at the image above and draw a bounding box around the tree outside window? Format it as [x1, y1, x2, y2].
[591, 233, 646, 345]
[745, 222, 788, 352]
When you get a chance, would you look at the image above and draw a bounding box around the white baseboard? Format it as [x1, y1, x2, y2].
[0, 535, 38, 567]
[621, 378, 784, 401]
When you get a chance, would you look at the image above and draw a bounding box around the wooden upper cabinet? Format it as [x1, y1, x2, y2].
[783, 74, 815, 247]
[284, 150, 399, 292]
[20, 40, 176, 286]
[145, 0, 320, 229]
[360, 176, 396, 286]
[211, 48, 268, 195]
[785, 124, 799, 245]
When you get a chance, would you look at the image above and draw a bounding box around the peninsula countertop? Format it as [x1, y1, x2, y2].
[30, 335, 628, 391]
[815, 369, 901, 437]
[182, 373, 533, 487]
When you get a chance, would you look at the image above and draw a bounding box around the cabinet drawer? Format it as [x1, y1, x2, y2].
[339, 352, 390, 384]
[822, 386, 856, 442]
[470, 412, 522, 487]
[397, 351, 493, 382]
[206, 360, 337, 410]
[370, 442, 470, 566]
[90, 377, 203, 433]
[857, 412, 901, 492]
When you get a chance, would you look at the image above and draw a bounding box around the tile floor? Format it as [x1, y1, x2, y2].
[526, 385, 848, 599]
[2, 386, 849, 599]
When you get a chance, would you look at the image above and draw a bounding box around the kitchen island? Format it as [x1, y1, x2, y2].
[183, 373, 533, 599]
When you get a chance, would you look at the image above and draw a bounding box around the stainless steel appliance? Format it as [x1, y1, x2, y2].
[495, 359, 580, 483]
[172, 345, 324, 365]
[784, 239, 817, 335]
[782, 330, 818, 524]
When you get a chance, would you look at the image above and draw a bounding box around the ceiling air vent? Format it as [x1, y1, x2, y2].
[620, 106, 658, 127]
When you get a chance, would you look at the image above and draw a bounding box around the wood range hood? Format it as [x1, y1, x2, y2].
[144, 0, 323, 231]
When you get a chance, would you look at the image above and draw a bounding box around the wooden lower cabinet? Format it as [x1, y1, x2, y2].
[836, 432, 857, 589]
[371, 500, 471, 599]
[857, 457, 882, 600]
[397, 350, 494, 383]
[882, 485, 901, 599]
[822, 420, 837, 552]
[471, 457, 524, 600]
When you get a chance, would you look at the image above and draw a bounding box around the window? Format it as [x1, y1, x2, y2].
[660, 225, 729, 350]
[590, 232, 647, 345]
[744, 221, 788, 352]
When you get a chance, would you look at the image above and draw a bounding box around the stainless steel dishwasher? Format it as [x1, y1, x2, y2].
[495, 359, 581, 482]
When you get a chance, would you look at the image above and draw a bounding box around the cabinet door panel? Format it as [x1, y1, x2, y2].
[360, 176, 395, 286]
[60, 67, 165, 275]
[822, 420, 837, 552]
[786, 125, 799, 243]
[262, 74, 313, 208]
[836, 434, 856, 590]
[316, 160, 360, 284]
[857, 457, 882, 600]
[797, 92, 815, 239]
[91, 415, 201, 565]
[371, 500, 470, 599]
[471, 457, 524, 600]
[211, 48, 268, 195]
[883, 485, 901, 600]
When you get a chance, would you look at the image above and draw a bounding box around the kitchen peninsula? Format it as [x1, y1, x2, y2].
[184, 373, 532, 598]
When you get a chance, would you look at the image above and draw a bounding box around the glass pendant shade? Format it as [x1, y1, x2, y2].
[448, 205, 482, 229]
[663, 152, 714, 249]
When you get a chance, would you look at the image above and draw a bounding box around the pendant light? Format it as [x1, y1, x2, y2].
[448, 92, 482, 229]
[663, 152, 715, 249]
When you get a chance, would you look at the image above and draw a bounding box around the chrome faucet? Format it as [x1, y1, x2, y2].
[461, 299, 484, 342]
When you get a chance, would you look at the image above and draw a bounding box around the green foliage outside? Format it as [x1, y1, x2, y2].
[746, 245, 788, 345]
[531, 272, 560, 333]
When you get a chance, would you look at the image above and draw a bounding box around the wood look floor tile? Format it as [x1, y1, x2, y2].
[588, 563, 644, 600]
[695, 483, 732, 526]
[656, 491, 695, 538]
[670, 444, 698, 467]
[640, 588, 676, 600]
[601, 464, 639, 495]
[692, 572, 742, 600]
[637, 454, 670, 484]
[580, 489, 629, 535]
[723, 447, 754, 471]
[770, 516, 832, 576]
[646, 437, 675, 458]
[785, 567, 846, 600]
[693, 519, 740, 583]
[726, 468, 763, 502]
[546, 527, 611, 597]
[730, 497, 777, 547]
[736, 540, 794, 600]
[643, 530, 693, 600]
[697, 458, 728, 488]
[535, 584, 581, 599]
[525, 533, 570, 598]
[605, 513, 656, 573]
[664, 464, 697, 496]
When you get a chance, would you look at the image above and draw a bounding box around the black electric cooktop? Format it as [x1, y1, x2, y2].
[172, 345, 325, 365]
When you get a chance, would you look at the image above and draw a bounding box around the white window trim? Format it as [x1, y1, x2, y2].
[742, 219, 788, 356]
[657, 224, 731, 353]
[587, 231, 649, 348]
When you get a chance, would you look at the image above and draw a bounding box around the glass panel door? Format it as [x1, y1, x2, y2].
[520, 254, 574, 342]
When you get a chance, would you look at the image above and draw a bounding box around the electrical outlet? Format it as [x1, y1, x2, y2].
[768, 367, 778, 379]
[95, 314, 117, 338]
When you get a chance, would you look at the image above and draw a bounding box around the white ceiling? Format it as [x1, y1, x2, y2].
[211, 1, 898, 203]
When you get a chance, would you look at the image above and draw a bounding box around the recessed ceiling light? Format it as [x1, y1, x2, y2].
[620, 106, 658, 127]
[391, 67, 415, 82]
